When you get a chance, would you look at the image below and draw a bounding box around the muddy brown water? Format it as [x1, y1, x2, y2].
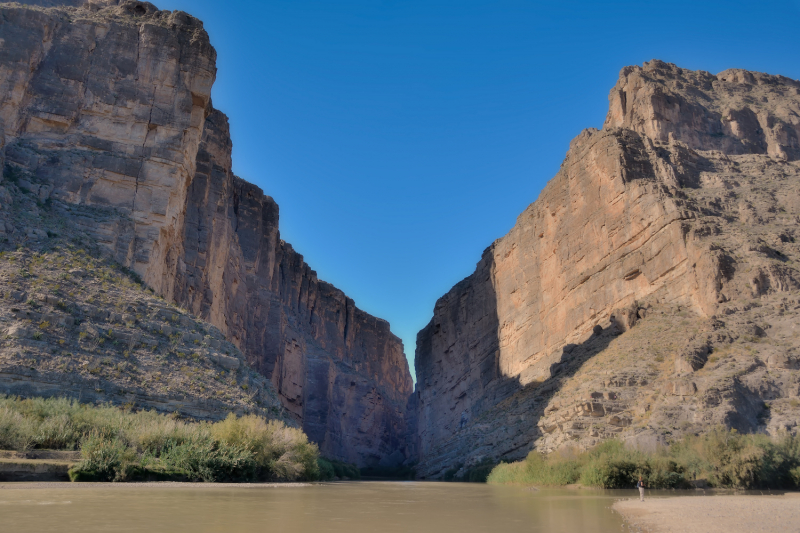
[0, 482, 630, 532]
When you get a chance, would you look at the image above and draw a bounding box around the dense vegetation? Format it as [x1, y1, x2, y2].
[487, 428, 800, 489]
[317, 457, 361, 480]
[0, 396, 321, 482]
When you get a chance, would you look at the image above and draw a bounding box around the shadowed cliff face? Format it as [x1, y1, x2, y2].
[160, 111, 414, 465]
[0, 1, 414, 467]
[415, 247, 502, 462]
[415, 60, 800, 478]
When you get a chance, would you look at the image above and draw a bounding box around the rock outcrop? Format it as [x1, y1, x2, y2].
[0, 0, 413, 467]
[415, 60, 800, 478]
[0, 212, 290, 424]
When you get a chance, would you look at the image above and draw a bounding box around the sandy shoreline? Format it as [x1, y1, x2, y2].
[614, 494, 800, 533]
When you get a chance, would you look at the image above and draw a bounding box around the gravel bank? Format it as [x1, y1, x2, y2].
[614, 494, 800, 533]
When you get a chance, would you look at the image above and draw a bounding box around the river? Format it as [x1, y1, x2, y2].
[0, 481, 630, 532]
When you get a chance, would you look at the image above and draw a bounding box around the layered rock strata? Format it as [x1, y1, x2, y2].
[0, 0, 413, 467]
[415, 61, 800, 478]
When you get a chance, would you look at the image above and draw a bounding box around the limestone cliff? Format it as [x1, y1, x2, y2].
[415, 61, 800, 478]
[0, 0, 413, 467]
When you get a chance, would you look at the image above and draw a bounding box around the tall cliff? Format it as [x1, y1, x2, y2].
[415, 60, 800, 478]
[0, 0, 413, 467]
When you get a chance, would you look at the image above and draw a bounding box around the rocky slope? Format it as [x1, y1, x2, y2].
[0, 181, 289, 423]
[0, 0, 413, 467]
[414, 60, 800, 478]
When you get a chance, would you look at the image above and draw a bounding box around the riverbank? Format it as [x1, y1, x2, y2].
[487, 429, 800, 489]
[0, 481, 311, 490]
[613, 494, 800, 533]
[0, 396, 320, 482]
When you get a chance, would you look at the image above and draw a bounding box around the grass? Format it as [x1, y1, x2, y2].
[487, 428, 800, 490]
[0, 396, 320, 482]
[317, 458, 361, 480]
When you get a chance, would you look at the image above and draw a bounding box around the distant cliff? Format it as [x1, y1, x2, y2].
[0, 0, 413, 467]
[415, 61, 800, 478]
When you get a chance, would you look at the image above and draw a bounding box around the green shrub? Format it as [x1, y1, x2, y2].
[760, 434, 800, 489]
[645, 456, 687, 489]
[70, 430, 137, 482]
[159, 435, 256, 482]
[0, 396, 319, 483]
[316, 458, 361, 480]
[33, 413, 78, 449]
[579, 456, 640, 488]
[488, 450, 581, 486]
[132, 416, 195, 455]
[578, 440, 646, 488]
[790, 466, 800, 486]
[318, 457, 336, 480]
[488, 428, 800, 490]
[333, 460, 361, 480]
[0, 406, 35, 450]
[210, 413, 320, 481]
[526, 451, 582, 485]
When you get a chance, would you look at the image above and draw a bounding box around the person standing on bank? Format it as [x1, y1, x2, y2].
[637, 476, 645, 501]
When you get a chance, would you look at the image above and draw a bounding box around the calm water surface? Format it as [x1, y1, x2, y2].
[0, 482, 630, 533]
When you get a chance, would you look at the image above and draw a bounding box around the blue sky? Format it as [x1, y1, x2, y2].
[155, 0, 800, 381]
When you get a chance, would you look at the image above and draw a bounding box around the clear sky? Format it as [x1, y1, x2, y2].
[154, 0, 799, 381]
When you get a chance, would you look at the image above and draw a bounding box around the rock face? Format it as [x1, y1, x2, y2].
[0, 0, 413, 467]
[0, 210, 290, 425]
[606, 64, 800, 161]
[415, 60, 800, 478]
[160, 110, 414, 465]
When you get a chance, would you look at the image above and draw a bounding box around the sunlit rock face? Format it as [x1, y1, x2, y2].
[0, 0, 216, 278]
[414, 60, 800, 478]
[605, 62, 800, 161]
[0, 0, 414, 467]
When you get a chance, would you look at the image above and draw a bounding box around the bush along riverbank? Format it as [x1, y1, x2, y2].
[0, 396, 322, 482]
[317, 458, 361, 481]
[487, 427, 800, 490]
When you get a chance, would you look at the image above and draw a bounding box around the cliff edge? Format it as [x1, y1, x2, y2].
[414, 60, 800, 478]
[0, 0, 414, 467]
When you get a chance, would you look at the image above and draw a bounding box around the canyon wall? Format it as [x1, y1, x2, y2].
[415, 61, 800, 478]
[0, 0, 413, 467]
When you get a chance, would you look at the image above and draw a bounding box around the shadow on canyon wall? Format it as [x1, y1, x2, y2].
[414, 250, 621, 478]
